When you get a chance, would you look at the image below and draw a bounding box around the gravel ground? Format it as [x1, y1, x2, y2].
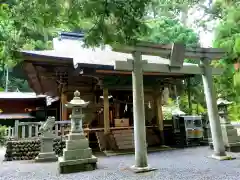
[1, 146, 240, 180]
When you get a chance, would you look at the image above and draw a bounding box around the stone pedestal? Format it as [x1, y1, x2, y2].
[221, 123, 240, 152]
[59, 133, 97, 173]
[35, 137, 58, 162]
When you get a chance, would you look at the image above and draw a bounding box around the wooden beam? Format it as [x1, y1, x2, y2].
[22, 52, 73, 64]
[61, 92, 68, 120]
[23, 63, 43, 94]
[96, 69, 187, 77]
[154, 90, 164, 144]
[33, 66, 44, 93]
[34, 66, 59, 96]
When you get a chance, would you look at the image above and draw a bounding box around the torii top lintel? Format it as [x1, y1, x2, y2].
[112, 42, 225, 61]
[112, 42, 225, 75]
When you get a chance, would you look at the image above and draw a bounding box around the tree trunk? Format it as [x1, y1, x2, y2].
[180, 4, 188, 26]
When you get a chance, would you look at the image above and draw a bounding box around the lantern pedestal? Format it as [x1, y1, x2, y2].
[58, 133, 97, 174]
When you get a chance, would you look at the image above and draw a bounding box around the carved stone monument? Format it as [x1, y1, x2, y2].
[58, 90, 97, 174]
[35, 116, 58, 162]
[209, 98, 240, 152]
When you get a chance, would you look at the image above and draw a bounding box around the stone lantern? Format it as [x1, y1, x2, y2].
[58, 90, 97, 174]
[215, 98, 240, 152]
[217, 98, 232, 124]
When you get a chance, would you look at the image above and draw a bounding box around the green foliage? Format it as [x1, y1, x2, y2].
[228, 102, 240, 121]
[212, 0, 240, 98]
[0, 1, 202, 92]
[66, 0, 151, 46]
[147, 0, 202, 18]
[213, 3, 240, 63]
[179, 95, 206, 115]
[163, 111, 173, 120]
[142, 17, 199, 46]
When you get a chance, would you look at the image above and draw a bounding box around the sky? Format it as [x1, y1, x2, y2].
[187, 1, 215, 48]
[199, 30, 214, 47]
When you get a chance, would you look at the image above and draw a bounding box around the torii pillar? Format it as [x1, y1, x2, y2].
[201, 59, 231, 160]
[131, 51, 149, 171]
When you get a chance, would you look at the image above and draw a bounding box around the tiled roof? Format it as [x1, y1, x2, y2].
[0, 92, 39, 99]
[0, 92, 58, 106]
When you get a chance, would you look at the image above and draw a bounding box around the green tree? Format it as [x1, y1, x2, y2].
[0, 0, 204, 94]
[142, 17, 199, 46]
[211, 0, 240, 120]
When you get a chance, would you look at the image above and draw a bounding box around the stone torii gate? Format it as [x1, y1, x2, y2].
[113, 42, 231, 172]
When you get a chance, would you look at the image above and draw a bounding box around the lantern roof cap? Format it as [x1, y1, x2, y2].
[217, 98, 232, 105]
[66, 90, 89, 108]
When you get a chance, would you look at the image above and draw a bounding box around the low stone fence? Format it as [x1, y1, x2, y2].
[5, 120, 71, 139]
[4, 138, 66, 161]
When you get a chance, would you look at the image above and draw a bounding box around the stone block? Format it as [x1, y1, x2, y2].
[66, 139, 89, 150]
[35, 152, 58, 162]
[63, 148, 92, 161]
[68, 133, 86, 141]
[58, 156, 97, 174]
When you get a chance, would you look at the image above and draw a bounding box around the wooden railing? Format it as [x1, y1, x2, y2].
[4, 120, 160, 140]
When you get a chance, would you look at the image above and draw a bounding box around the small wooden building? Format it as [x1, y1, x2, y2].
[14, 32, 212, 151]
[0, 91, 59, 126]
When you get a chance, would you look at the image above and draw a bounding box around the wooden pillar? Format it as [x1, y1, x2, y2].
[61, 92, 68, 120]
[115, 96, 120, 118]
[103, 88, 110, 134]
[154, 90, 165, 144]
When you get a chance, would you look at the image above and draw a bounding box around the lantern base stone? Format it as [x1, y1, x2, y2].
[58, 156, 97, 174]
[58, 133, 98, 174]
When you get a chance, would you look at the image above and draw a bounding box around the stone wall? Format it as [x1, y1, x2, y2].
[4, 139, 66, 161]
